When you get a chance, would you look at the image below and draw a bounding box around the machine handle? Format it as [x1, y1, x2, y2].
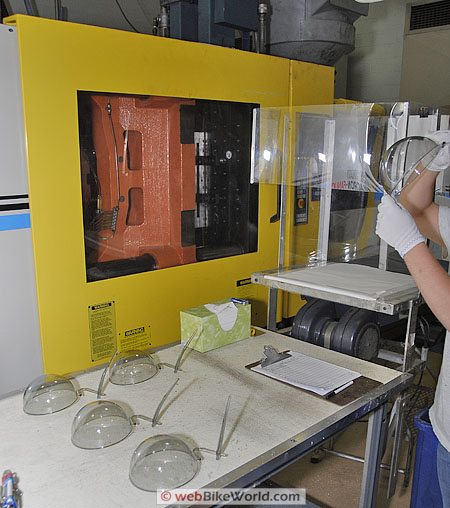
[270, 184, 281, 223]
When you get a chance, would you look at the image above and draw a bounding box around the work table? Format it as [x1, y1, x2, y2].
[0, 329, 410, 507]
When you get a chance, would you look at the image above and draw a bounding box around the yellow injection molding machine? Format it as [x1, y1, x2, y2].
[5, 14, 333, 374]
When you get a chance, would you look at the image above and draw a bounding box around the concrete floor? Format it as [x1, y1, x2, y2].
[271, 352, 442, 508]
[273, 422, 412, 508]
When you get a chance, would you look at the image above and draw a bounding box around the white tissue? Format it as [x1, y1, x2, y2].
[204, 302, 238, 331]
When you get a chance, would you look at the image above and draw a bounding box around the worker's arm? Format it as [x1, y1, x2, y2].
[399, 169, 442, 246]
[398, 131, 450, 246]
[404, 243, 450, 330]
[376, 194, 450, 331]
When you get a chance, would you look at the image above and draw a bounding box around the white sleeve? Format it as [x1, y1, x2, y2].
[438, 205, 450, 256]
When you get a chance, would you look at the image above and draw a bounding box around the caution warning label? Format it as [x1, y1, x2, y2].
[88, 301, 117, 362]
[120, 325, 151, 351]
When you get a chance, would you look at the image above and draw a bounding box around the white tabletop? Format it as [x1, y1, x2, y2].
[0, 329, 405, 508]
[253, 263, 420, 314]
[264, 263, 417, 302]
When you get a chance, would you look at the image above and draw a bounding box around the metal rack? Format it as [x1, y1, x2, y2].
[252, 263, 422, 495]
[252, 263, 421, 372]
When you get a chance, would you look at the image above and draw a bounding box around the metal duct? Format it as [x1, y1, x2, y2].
[4, 0, 160, 33]
[269, 0, 369, 66]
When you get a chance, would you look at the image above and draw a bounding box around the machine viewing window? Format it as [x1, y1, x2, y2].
[78, 92, 259, 282]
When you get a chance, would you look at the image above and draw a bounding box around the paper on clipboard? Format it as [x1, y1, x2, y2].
[250, 351, 361, 397]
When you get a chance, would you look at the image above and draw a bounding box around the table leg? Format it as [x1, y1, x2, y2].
[268, 288, 278, 331]
[387, 395, 406, 497]
[386, 300, 418, 496]
[359, 404, 388, 508]
[402, 301, 418, 373]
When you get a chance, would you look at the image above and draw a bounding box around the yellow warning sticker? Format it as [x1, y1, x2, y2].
[119, 325, 151, 352]
[88, 301, 117, 362]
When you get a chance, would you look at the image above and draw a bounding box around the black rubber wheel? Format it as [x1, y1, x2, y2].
[331, 308, 380, 360]
[291, 299, 337, 347]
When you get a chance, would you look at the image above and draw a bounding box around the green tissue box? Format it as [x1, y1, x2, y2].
[180, 299, 251, 353]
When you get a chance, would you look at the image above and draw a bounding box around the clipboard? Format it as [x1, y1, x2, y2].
[245, 348, 382, 406]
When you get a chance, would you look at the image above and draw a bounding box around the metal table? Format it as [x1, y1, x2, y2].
[0, 329, 411, 508]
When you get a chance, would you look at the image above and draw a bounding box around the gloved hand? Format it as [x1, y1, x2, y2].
[426, 130, 450, 172]
[376, 194, 426, 258]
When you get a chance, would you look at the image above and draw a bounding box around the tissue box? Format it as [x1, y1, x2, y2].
[180, 299, 251, 353]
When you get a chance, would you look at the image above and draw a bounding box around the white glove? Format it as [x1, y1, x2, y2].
[426, 130, 450, 172]
[376, 194, 426, 258]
